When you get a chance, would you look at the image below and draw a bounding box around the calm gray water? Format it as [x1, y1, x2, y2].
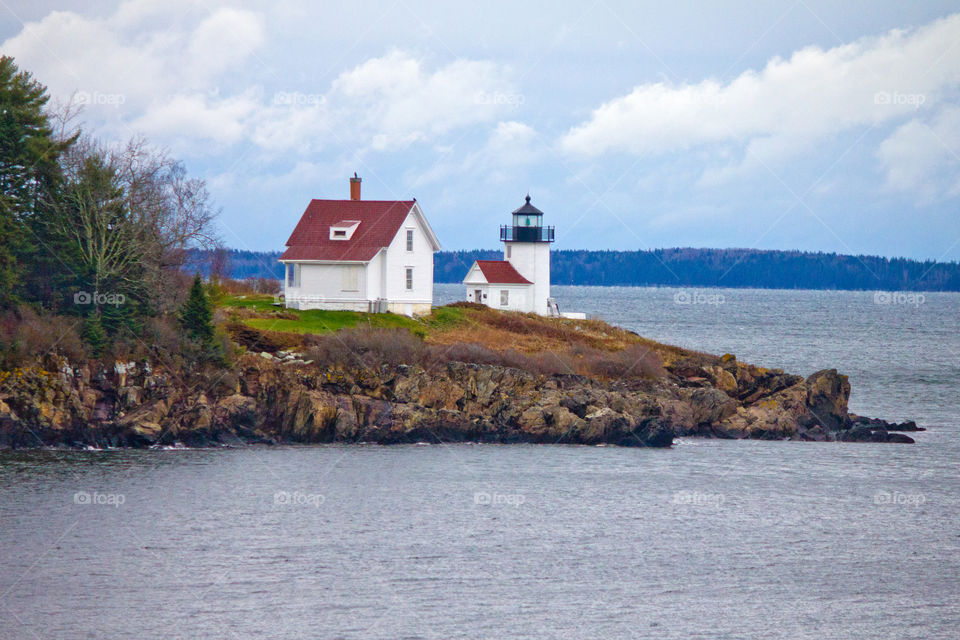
[2, 286, 958, 639]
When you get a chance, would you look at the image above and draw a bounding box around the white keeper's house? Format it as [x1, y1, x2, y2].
[279, 175, 441, 317]
[463, 195, 580, 317]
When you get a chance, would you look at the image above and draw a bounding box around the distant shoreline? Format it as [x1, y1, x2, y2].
[191, 247, 960, 292]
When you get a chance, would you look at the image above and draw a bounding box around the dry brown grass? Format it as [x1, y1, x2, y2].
[221, 299, 707, 381]
[301, 327, 666, 380]
[425, 306, 684, 359]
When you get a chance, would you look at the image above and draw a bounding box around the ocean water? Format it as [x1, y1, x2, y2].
[1, 286, 958, 639]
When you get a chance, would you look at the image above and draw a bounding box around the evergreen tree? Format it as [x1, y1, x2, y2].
[178, 274, 214, 343]
[0, 56, 72, 309]
[81, 312, 106, 356]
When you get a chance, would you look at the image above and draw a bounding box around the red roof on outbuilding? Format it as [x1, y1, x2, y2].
[280, 199, 416, 262]
[475, 260, 532, 284]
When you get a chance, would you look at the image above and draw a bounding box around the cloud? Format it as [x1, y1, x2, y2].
[186, 8, 266, 82]
[877, 106, 960, 201]
[482, 121, 539, 164]
[131, 92, 262, 147]
[2, 3, 264, 102]
[329, 50, 515, 151]
[560, 13, 960, 182]
[1, 4, 516, 156]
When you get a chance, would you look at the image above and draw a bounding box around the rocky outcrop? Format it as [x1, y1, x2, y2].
[0, 350, 921, 450]
[668, 361, 920, 443]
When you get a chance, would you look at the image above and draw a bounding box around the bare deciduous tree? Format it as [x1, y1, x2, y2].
[47, 121, 220, 313]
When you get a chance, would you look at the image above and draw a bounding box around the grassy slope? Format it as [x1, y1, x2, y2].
[219, 294, 700, 366]
[220, 295, 425, 333]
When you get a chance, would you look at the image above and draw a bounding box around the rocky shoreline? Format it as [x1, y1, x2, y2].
[0, 349, 922, 450]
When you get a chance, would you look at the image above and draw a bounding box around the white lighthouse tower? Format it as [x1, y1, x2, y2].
[502, 195, 554, 315]
[462, 194, 557, 315]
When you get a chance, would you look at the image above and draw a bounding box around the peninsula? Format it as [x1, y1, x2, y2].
[0, 297, 921, 449]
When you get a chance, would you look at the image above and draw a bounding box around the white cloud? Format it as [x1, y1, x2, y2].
[186, 8, 266, 82]
[877, 106, 960, 201]
[560, 13, 960, 183]
[1, 1, 266, 147]
[2, 2, 263, 100]
[330, 50, 515, 151]
[131, 91, 262, 147]
[1, 4, 515, 156]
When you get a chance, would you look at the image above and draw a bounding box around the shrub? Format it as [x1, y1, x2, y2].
[571, 343, 666, 380]
[305, 328, 426, 368]
[0, 307, 86, 367]
[142, 316, 184, 362]
[226, 321, 303, 352]
[211, 276, 281, 296]
[447, 301, 487, 311]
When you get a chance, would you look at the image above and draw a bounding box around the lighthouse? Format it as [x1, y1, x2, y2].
[462, 195, 556, 315]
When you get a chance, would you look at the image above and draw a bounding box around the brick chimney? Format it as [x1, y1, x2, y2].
[349, 173, 361, 201]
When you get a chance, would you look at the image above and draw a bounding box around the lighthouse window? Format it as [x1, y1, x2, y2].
[500, 290, 509, 306]
[506, 245, 511, 258]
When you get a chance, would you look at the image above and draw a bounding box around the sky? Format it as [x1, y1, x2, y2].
[2, 0, 959, 260]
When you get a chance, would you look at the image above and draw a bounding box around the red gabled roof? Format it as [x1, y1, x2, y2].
[280, 199, 416, 262]
[475, 260, 532, 284]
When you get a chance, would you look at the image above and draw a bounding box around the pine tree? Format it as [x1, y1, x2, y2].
[178, 274, 214, 343]
[0, 56, 72, 309]
[81, 313, 106, 356]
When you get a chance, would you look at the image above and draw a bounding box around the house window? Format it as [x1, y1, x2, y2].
[333, 229, 346, 238]
[287, 264, 299, 287]
[406, 229, 414, 252]
[500, 290, 509, 306]
[405, 268, 413, 290]
[341, 266, 360, 292]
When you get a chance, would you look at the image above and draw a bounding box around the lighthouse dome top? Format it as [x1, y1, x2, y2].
[511, 194, 543, 217]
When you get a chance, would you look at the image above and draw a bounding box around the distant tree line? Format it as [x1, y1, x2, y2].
[541, 248, 960, 291]
[212, 247, 960, 292]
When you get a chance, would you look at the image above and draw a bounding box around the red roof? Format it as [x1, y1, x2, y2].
[475, 260, 532, 284]
[280, 199, 416, 262]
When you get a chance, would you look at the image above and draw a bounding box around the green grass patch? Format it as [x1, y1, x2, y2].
[245, 309, 421, 335]
[420, 305, 469, 329]
[220, 295, 474, 338]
